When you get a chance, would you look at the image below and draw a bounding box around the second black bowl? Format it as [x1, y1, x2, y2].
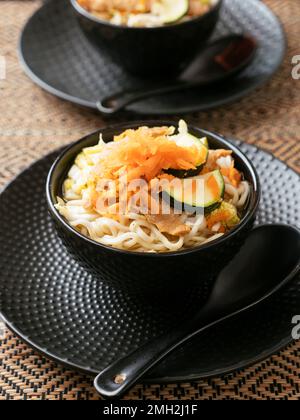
[46, 121, 260, 302]
[70, 0, 223, 77]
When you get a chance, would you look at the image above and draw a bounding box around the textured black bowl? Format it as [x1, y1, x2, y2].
[70, 0, 223, 77]
[46, 121, 260, 300]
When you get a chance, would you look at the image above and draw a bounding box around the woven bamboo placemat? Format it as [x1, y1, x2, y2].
[0, 0, 299, 400]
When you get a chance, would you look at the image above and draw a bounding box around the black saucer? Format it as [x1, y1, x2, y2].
[0, 140, 299, 382]
[19, 0, 286, 115]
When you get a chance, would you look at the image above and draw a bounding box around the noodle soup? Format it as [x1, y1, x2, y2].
[77, 0, 219, 27]
[56, 121, 250, 253]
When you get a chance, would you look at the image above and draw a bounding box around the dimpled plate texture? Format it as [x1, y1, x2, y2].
[19, 0, 286, 115]
[0, 141, 299, 382]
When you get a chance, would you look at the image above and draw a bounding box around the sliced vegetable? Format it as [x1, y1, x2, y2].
[83, 144, 104, 156]
[75, 152, 89, 169]
[94, 126, 205, 182]
[81, 138, 106, 165]
[153, 0, 189, 24]
[167, 120, 209, 178]
[206, 201, 241, 230]
[162, 169, 225, 213]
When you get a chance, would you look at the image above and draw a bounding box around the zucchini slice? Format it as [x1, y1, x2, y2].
[162, 170, 225, 213]
[153, 0, 189, 24]
[167, 120, 209, 178]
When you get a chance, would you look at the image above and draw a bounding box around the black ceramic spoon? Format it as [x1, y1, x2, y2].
[94, 224, 300, 398]
[97, 34, 257, 115]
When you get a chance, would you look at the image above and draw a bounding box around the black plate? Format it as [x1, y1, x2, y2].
[19, 0, 286, 115]
[0, 140, 299, 382]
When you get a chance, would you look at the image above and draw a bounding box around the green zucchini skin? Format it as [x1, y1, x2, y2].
[204, 200, 223, 215]
[166, 139, 209, 179]
[166, 121, 210, 178]
[162, 170, 225, 215]
[162, 192, 223, 215]
[166, 165, 205, 179]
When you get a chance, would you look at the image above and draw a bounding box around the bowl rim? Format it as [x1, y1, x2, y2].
[70, 0, 223, 31]
[46, 120, 261, 258]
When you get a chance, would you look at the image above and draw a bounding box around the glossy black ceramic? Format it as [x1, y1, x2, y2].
[70, 0, 223, 77]
[46, 122, 260, 299]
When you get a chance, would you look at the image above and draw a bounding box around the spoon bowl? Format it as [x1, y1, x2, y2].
[94, 224, 300, 398]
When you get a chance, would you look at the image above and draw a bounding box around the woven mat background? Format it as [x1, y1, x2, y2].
[0, 0, 299, 400]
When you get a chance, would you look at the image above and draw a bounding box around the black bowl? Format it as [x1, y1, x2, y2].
[46, 121, 260, 301]
[70, 0, 223, 77]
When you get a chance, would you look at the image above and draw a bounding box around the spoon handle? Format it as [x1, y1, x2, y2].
[94, 223, 300, 398]
[94, 312, 214, 398]
[96, 81, 202, 115]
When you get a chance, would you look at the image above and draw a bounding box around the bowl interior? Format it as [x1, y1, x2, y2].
[47, 121, 260, 255]
[70, 0, 223, 30]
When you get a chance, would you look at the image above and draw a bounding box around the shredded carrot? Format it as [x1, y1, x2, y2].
[94, 127, 203, 182]
[113, 126, 174, 142]
[157, 174, 176, 182]
[221, 165, 242, 187]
